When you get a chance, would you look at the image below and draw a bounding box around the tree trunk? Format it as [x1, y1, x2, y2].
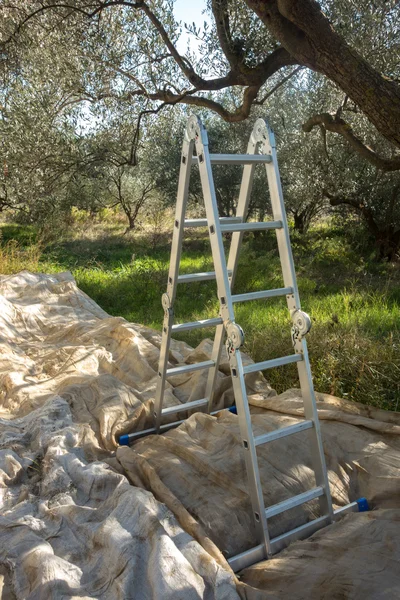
[293, 212, 306, 233]
[245, 0, 400, 150]
[376, 230, 400, 262]
[326, 191, 400, 261]
[124, 213, 136, 234]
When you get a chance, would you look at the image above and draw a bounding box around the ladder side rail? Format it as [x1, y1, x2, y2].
[296, 342, 334, 519]
[262, 122, 334, 520]
[189, 115, 271, 560]
[226, 126, 261, 285]
[204, 123, 261, 412]
[154, 134, 195, 432]
[189, 117, 235, 325]
[228, 347, 272, 557]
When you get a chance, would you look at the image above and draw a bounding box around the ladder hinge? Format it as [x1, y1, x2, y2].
[291, 309, 311, 343]
[161, 293, 173, 314]
[226, 321, 245, 353]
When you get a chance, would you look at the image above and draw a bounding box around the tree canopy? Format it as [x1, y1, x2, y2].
[0, 0, 399, 256]
[2, 0, 399, 166]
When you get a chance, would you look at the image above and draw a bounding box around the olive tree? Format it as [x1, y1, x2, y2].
[2, 0, 398, 168]
[1, 0, 399, 255]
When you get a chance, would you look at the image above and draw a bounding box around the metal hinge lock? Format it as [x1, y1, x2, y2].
[226, 321, 245, 354]
[161, 293, 173, 315]
[291, 309, 312, 341]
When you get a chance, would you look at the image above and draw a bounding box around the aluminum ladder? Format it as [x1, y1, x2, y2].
[119, 115, 368, 571]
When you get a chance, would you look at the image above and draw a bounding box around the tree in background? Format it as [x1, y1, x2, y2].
[0, 11, 90, 228]
[67, 120, 159, 232]
[259, 66, 400, 254]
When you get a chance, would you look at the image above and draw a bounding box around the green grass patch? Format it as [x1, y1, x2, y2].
[1, 221, 399, 411]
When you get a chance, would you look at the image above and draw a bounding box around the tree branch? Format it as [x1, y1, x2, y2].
[138, 1, 203, 88]
[211, 0, 243, 71]
[10, 2, 107, 37]
[255, 65, 303, 104]
[323, 189, 380, 236]
[7, 0, 296, 114]
[146, 85, 262, 122]
[303, 113, 400, 172]
[245, 0, 400, 150]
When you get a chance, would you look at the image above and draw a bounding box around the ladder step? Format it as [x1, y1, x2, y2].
[243, 353, 302, 374]
[265, 486, 324, 519]
[220, 221, 282, 233]
[210, 154, 272, 165]
[228, 544, 265, 572]
[192, 154, 272, 165]
[122, 419, 184, 442]
[161, 398, 208, 416]
[228, 514, 332, 570]
[232, 287, 293, 303]
[184, 217, 242, 228]
[172, 317, 223, 332]
[270, 514, 331, 555]
[177, 270, 232, 283]
[254, 419, 313, 446]
[166, 360, 215, 376]
[120, 407, 231, 444]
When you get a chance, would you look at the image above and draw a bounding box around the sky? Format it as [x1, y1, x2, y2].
[173, 0, 210, 54]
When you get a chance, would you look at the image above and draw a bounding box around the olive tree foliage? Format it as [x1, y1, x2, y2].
[66, 145, 157, 233]
[260, 67, 400, 255]
[2, 0, 399, 166]
[66, 116, 160, 231]
[0, 0, 399, 255]
[0, 9, 168, 230]
[0, 9, 95, 226]
[0, 45, 80, 223]
[262, 75, 330, 233]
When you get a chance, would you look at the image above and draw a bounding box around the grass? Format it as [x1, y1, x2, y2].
[1, 218, 399, 411]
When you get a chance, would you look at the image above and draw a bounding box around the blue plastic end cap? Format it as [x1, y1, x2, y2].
[119, 434, 130, 446]
[357, 497, 369, 512]
[228, 405, 237, 415]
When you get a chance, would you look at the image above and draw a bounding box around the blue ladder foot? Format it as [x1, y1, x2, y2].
[357, 497, 369, 512]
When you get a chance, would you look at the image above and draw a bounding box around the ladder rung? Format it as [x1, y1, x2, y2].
[184, 217, 242, 228]
[243, 354, 302, 374]
[333, 502, 358, 517]
[232, 287, 293, 303]
[228, 514, 332, 571]
[220, 221, 282, 233]
[211, 154, 272, 164]
[161, 398, 208, 416]
[177, 270, 232, 283]
[120, 407, 231, 444]
[172, 317, 223, 332]
[254, 419, 313, 446]
[228, 544, 265, 572]
[265, 486, 324, 519]
[270, 514, 331, 555]
[192, 154, 272, 165]
[166, 360, 215, 376]
[124, 420, 183, 442]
